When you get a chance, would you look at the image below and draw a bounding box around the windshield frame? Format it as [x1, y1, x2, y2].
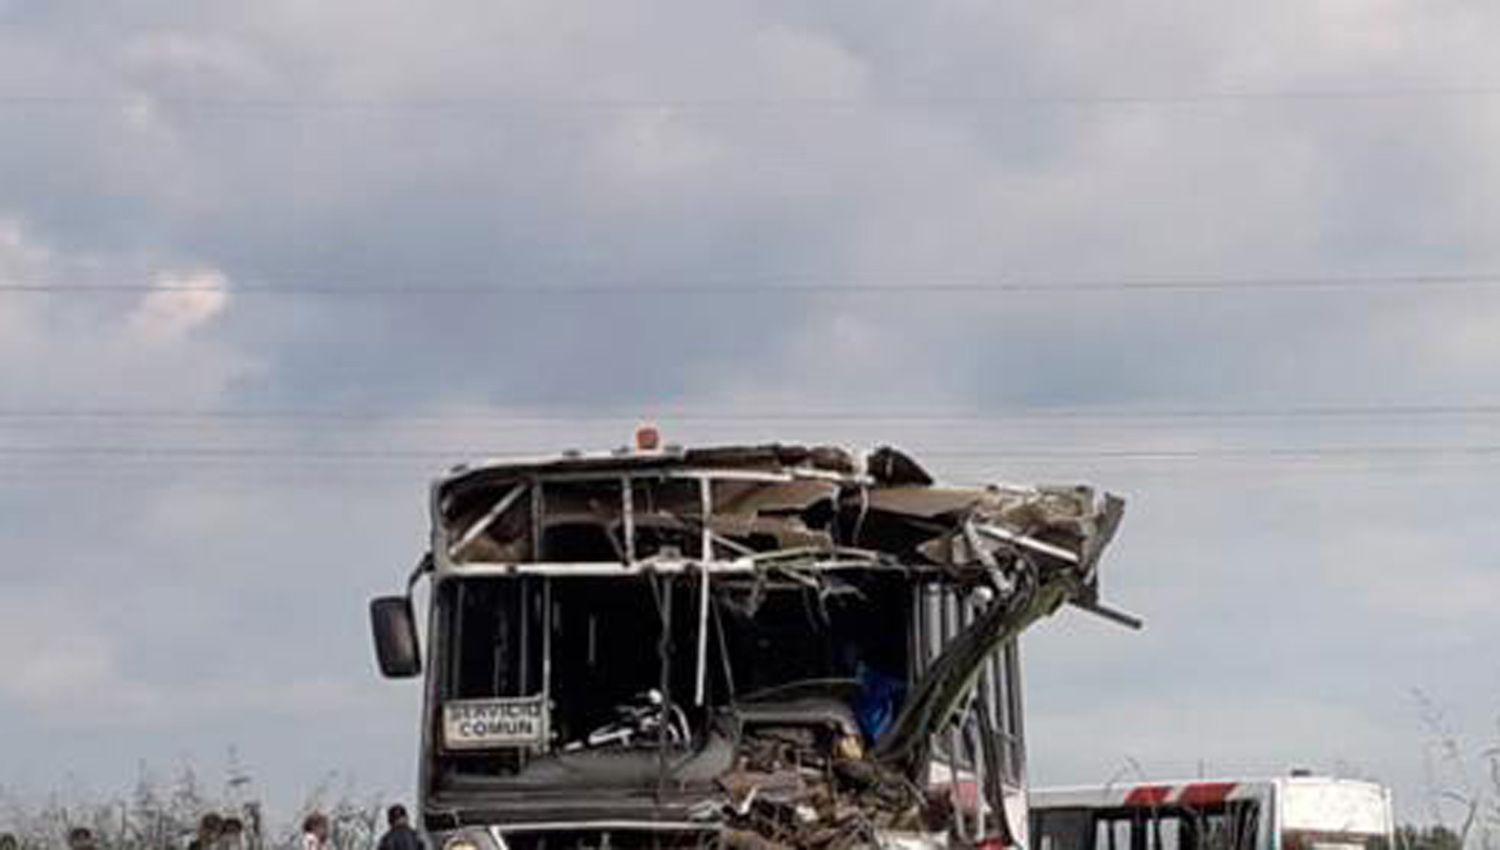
[425, 567, 924, 789]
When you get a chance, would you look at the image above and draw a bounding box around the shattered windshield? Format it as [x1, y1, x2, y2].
[436, 568, 915, 782]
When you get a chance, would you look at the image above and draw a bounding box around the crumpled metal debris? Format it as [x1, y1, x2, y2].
[707, 473, 1124, 848]
[872, 488, 1125, 778]
[714, 722, 945, 850]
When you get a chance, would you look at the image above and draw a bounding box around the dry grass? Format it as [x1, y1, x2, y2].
[1414, 690, 1500, 850]
[0, 761, 391, 850]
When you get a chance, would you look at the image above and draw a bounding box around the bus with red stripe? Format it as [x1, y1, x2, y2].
[1029, 775, 1394, 850]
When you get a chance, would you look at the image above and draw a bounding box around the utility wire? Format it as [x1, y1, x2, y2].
[4, 443, 1500, 461]
[3, 87, 1500, 113]
[4, 272, 1500, 295]
[4, 402, 1500, 423]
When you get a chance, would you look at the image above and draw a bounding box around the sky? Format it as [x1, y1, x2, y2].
[2, 0, 1500, 830]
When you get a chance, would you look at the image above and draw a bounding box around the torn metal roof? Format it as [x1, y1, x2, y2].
[428, 442, 1126, 619]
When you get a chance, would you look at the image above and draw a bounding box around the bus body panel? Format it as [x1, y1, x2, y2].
[1279, 779, 1393, 837]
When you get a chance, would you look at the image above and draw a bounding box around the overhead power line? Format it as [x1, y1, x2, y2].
[5, 402, 1500, 423]
[4, 443, 1500, 462]
[4, 272, 1500, 296]
[3, 87, 1500, 113]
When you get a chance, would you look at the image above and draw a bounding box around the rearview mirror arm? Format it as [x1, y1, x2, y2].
[407, 551, 435, 595]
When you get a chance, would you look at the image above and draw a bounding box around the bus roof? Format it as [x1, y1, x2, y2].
[434, 442, 870, 491]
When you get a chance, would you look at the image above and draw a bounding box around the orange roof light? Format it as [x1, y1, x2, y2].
[635, 424, 661, 452]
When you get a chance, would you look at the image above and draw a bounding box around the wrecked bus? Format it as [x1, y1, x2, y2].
[370, 438, 1128, 849]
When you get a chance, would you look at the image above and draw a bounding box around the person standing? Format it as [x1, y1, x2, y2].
[217, 817, 245, 850]
[376, 805, 423, 850]
[188, 814, 223, 850]
[65, 827, 97, 850]
[301, 813, 330, 850]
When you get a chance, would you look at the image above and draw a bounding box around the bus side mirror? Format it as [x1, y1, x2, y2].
[370, 595, 422, 678]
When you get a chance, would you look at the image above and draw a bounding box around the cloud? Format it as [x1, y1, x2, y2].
[592, 110, 726, 182]
[0, 592, 179, 724]
[127, 269, 230, 344]
[1318, 509, 1500, 624]
[1028, 688, 1401, 788]
[120, 31, 272, 88]
[752, 25, 870, 99]
[0, 224, 257, 414]
[0, 584, 383, 730]
[2, 631, 128, 709]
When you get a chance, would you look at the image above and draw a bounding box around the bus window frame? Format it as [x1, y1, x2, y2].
[1084, 801, 1262, 850]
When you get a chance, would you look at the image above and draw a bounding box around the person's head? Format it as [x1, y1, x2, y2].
[66, 826, 95, 850]
[217, 817, 244, 846]
[303, 812, 329, 840]
[386, 805, 408, 829]
[199, 813, 224, 839]
[0, 831, 18, 850]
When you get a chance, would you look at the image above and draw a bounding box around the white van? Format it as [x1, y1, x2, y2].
[1030, 775, 1394, 850]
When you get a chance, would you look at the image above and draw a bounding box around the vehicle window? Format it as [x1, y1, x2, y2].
[1091, 803, 1259, 850]
[1155, 814, 1181, 850]
[1034, 809, 1093, 850]
[1096, 815, 1133, 850]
